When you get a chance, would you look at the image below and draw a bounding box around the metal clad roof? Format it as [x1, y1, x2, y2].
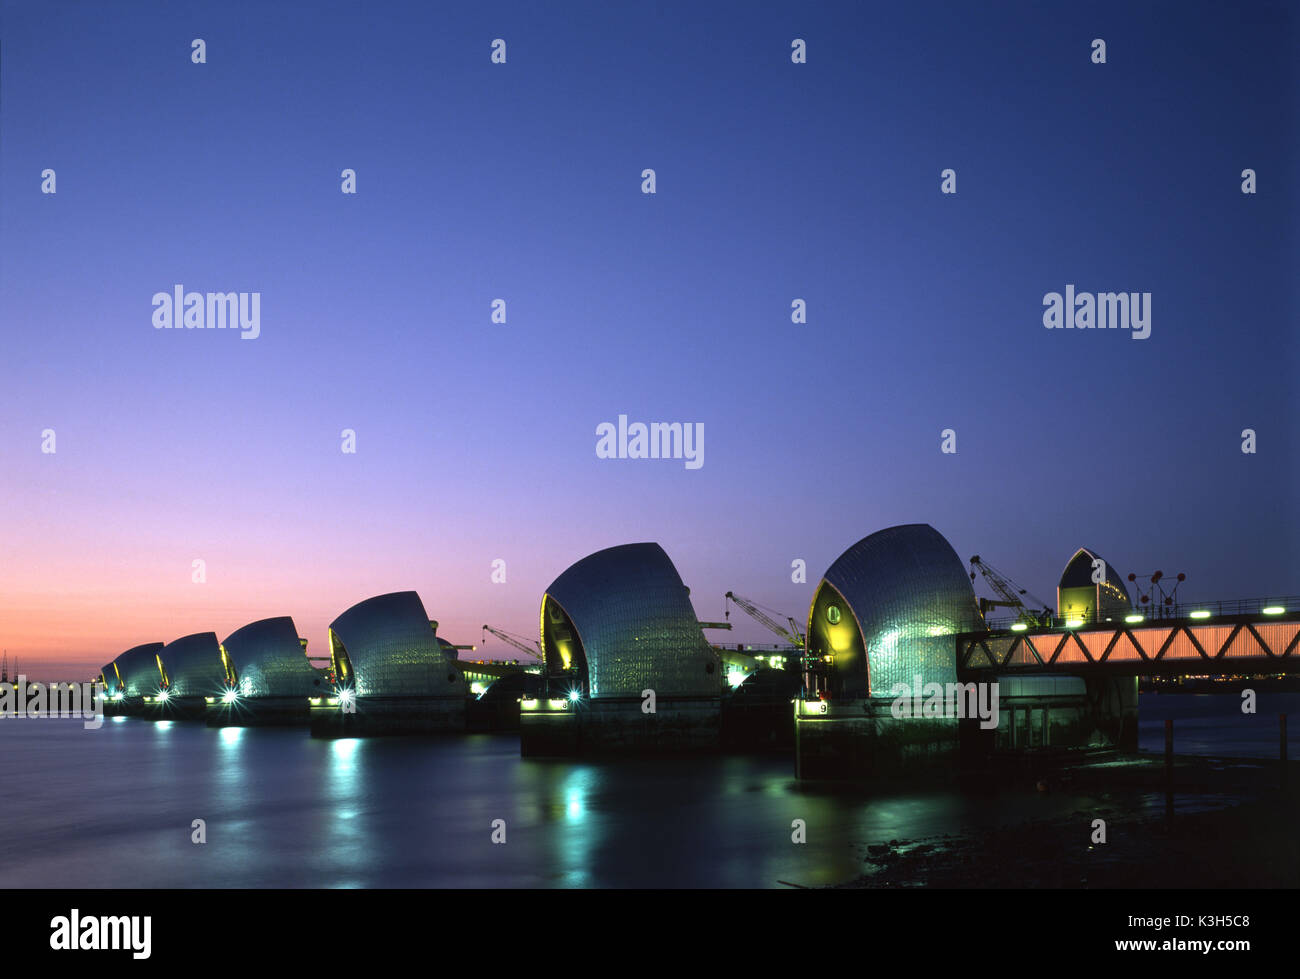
[329, 591, 465, 697]
[544, 542, 720, 699]
[221, 616, 319, 698]
[815, 524, 983, 694]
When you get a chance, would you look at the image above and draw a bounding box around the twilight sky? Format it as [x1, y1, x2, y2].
[1, 0, 1295, 676]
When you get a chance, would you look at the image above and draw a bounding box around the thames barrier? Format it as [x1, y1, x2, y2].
[86, 523, 1299, 780]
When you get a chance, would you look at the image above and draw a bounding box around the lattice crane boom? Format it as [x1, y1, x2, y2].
[481, 624, 544, 662]
[724, 592, 805, 648]
[968, 555, 1053, 626]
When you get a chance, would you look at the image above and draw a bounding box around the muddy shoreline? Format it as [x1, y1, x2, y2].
[835, 755, 1300, 888]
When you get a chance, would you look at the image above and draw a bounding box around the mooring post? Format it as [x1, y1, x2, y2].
[793, 700, 801, 781]
[1164, 717, 1175, 821]
[1281, 714, 1288, 787]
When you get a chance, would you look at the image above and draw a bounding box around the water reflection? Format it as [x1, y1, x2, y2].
[323, 738, 365, 882]
[8, 696, 1293, 888]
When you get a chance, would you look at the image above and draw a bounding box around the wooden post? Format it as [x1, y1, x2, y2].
[1281, 714, 1288, 789]
[1164, 718, 1173, 772]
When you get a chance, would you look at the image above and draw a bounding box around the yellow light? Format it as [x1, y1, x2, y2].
[520, 699, 539, 710]
[826, 623, 854, 653]
[1263, 606, 1285, 615]
[308, 697, 322, 706]
[1125, 614, 1145, 624]
[1065, 619, 1083, 628]
[1190, 610, 1211, 620]
[547, 698, 569, 710]
[1011, 622, 1028, 632]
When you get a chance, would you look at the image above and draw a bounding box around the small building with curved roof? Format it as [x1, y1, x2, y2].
[1058, 547, 1132, 624]
[805, 524, 984, 699]
[157, 632, 228, 698]
[99, 661, 122, 694]
[327, 591, 465, 698]
[540, 542, 720, 700]
[220, 616, 318, 698]
[114, 642, 166, 698]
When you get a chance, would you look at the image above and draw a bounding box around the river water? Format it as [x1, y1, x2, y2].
[2, 692, 1295, 888]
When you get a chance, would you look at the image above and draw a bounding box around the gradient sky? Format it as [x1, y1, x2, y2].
[2, 0, 1296, 676]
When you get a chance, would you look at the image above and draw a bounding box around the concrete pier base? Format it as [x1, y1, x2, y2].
[206, 697, 311, 727]
[138, 698, 208, 721]
[466, 698, 520, 733]
[520, 702, 579, 756]
[309, 697, 465, 738]
[797, 675, 1142, 779]
[521, 696, 721, 757]
[720, 700, 794, 752]
[959, 675, 1140, 758]
[795, 698, 958, 779]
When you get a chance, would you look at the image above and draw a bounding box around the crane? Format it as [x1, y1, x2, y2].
[968, 556, 1053, 626]
[481, 624, 544, 663]
[724, 592, 805, 649]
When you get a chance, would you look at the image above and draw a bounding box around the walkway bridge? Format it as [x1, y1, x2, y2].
[958, 599, 1300, 679]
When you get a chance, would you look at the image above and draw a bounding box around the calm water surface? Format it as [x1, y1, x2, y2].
[2, 692, 1295, 888]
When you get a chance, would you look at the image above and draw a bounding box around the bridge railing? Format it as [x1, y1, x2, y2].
[980, 595, 1299, 632]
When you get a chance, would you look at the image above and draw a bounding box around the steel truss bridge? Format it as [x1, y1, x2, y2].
[958, 608, 1300, 678]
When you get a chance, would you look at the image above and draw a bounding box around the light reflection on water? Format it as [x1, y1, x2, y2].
[0, 693, 1293, 888]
